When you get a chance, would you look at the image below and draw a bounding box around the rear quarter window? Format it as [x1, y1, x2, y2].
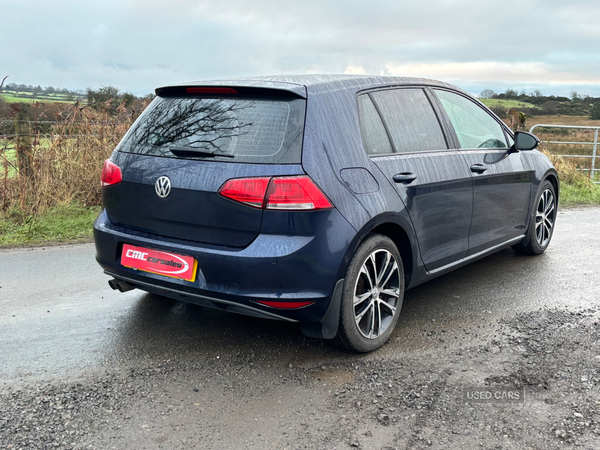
[116, 96, 306, 164]
[357, 95, 393, 155]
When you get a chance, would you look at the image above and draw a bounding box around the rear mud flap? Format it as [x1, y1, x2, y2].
[300, 278, 344, 340]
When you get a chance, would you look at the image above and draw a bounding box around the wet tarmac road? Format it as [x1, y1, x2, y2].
[1, 206, 599, 385]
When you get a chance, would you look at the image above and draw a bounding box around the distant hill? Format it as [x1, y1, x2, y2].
[478, 89, 598, 117]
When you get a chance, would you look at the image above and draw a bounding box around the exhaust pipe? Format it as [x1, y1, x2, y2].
[108, 278, 136, 293]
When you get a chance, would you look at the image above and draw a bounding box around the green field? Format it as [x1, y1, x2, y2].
[0, 92, 85, 104]
[0, 145, 17, 178]
[1, 137, 55, 179]
[479, 98, 538, 109]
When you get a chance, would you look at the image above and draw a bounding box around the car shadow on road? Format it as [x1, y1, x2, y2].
[104, 247, 552, 367]
[105, 289, 347, 367]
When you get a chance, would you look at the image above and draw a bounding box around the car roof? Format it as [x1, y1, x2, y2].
[157, 74, 467, 98]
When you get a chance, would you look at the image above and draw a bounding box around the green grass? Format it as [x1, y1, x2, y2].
[0, 203, 100, 247]
[0, 93, 37, 103]
[559, 179, 600, 206]
[479, 98, 538, 109]
[2, 149, 17, 178]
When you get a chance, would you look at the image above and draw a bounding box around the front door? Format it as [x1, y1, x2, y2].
[432, 89, 532, 254]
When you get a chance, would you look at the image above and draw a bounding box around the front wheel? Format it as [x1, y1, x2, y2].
[336, 234, 404, 353]
[513, 179, 557, 255]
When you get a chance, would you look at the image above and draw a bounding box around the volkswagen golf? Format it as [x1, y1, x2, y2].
[94, 75, 558, 352]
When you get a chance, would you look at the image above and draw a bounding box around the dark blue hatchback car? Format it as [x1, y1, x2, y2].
[94, 75, 558, 352]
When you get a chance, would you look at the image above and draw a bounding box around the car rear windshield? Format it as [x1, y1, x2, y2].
[116, 96, 306, 164]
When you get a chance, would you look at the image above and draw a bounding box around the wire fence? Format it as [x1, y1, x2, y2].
[0, 119, 135, 141]
[530, 124, 599, 184]
[0, 105, 140, 215]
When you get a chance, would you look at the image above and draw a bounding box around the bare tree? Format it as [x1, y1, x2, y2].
[479, 89, 496, 99]
[129, 98, 255, 154]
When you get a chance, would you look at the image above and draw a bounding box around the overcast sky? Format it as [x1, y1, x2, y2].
[2, 0, 599, 97]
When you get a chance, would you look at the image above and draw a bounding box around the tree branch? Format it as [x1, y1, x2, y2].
[0, 75, 8, 91]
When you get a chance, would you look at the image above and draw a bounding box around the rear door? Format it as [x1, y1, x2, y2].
[359, 88, 473, 272]
[432, 89, 532, 254]
[103, 87, 306, 247]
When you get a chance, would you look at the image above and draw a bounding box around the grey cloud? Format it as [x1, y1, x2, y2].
[1, 0, 599, 96]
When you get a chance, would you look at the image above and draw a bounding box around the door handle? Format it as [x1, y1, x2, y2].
[393, 172, 417, 184]
[470, 164, 487, 174]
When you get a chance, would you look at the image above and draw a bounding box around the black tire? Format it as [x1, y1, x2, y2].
[336, 234, 405, 353]
[512, 179, 557, 255]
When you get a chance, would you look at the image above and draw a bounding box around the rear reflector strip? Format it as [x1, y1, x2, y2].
[254, 300, 315, 309]
[186, 87, 238, 95]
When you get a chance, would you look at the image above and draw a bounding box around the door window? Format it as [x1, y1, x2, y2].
[434, 90, 509, 149]
[370, 89, 447, 153]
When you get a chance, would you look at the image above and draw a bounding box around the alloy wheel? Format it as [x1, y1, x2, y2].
[535, 188, 555, 247]
[353, 249, 401, 339]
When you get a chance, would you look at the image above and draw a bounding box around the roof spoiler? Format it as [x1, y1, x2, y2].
[155, 85, 306, 99]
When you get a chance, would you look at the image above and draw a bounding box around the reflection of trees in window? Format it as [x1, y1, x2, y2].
[130, 98, 255, 154]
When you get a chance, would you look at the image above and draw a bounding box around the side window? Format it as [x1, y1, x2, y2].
[434, 90, 509, 149]
[370, 89, 447, 153]
[357, 94, 393, 155]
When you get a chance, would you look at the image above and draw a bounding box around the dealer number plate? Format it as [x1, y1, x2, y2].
[121, 244, 197, 282]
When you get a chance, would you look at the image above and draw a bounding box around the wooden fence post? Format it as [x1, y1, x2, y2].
[14, 107, 33, 180]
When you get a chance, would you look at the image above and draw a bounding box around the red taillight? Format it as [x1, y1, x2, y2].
[101, 159, 122, 187]
[186, 87, 238, 95]
[218, 177, 271, 208]
[265, 176, 332, 210]
[254, 300, 315, 309]
[218, 176, 333, 211]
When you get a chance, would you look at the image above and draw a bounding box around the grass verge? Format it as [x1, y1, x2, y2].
[543, 149, 600, 206]
[560, 180, 600, 206]
[0, 203, 100, 248]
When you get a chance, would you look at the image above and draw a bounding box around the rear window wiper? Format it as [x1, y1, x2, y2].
[169, 146, 235, 158]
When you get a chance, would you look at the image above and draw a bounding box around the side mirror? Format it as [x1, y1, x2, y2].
[514, 131, 540, 151]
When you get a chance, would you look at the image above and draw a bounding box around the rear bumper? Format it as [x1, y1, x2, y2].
[93, 208, 356, 326]
[104, 270, 301, 322]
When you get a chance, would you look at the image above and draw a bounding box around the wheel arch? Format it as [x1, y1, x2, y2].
[306, 214, 418, 342]
[544, 169, 559, 203]
[342, 213, 418, 288]
[513, 169, 559, 255]
[370, 222, 413, 288]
